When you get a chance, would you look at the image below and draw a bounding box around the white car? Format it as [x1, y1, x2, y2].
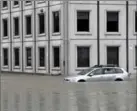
[64, 67, 131, 82]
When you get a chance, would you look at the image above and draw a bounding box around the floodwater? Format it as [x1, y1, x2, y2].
[0, 74, 136, 111]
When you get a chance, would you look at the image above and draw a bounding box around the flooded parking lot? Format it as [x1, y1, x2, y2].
[0, 73, 136, 111]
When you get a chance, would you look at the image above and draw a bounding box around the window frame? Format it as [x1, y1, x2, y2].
[76, 46, 90, 69]
[25, 1, 32, 6]
[75, 9, 92, 35]
[13, 1, 19, 8]
[38, 12, 46, 35]
[25, 15, 32, 36]
[25, 47, 32, 68]
[14, 47, 20, 68]
[2, 18, 8, 38]
[2, 1, 8, 9]
[3, 48, 8, 67]
[52, 10, 61, 35]
[52, 46, 60, 68]
[38, 47, 46, 68]
[135, 46, 137, 67]
[134, 10, 137, 35]
[13, 17, 20, 37]
[76, 10, 90, 32]
[105, 10, 121, 35]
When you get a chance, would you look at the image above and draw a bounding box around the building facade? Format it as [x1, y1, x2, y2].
[0, 1, 137, 75]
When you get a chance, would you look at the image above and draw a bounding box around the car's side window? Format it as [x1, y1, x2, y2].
[103, 68, 116, 74]
[92, 69, 103, 75]
[115, 68, 123, 73]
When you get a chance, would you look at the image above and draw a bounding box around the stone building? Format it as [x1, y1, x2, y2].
[0, 1, 137, 75]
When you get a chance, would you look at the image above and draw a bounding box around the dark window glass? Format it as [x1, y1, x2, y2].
[103, 68, 116, 74]
[39, 47, 45, 67]
[135, 12, 137, 32]
[135, 46, 137, 66]
[25, 1, 31, 4]
[26, 48, 32, 67]
[3, 1, 8, 8]
[14, 1, 19, 6]
[92, 69, 103, 75]
[107, 47, 119, 66]
[14, 48, 20, 66]
[53, 11, 60, 33]
[77, 47, 89, 67]
[26, 16, 31, 35]
[53, 47, 60, 67]
[107, 11, 119, 32]
[77, 11, 89, 32]
[3, 48, 8, 66]
[115, 68, 123, 73]
[3, 19, 8, 37]
[39, 13, 45, 34]
[14, 17, 19, 36]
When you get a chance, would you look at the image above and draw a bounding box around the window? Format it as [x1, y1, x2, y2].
[14, 17, 19, 36]
[26, 15, 32, 35]
[135, 46, 137, 66]
[77, 47, 89, 67]
[14, 48, 20, 66]
[107, 47, 119, 66]
[13, 1, 19, 6]
[39, 13, 45, 34]
[26, 48, 32, 67]
[92, 69, 103, 75]
[3, 19, 8, 37]
[2, 1, 8, 8]
[115, 68, 123, 73]
[53, 47, 60, 67]
[107, 11, 119, 32]
[39, 47, 45, 67]
[3, 48, 8, 66]
[53, 11, 60, 33]
[25, 1, 31, 4]
[103, 68, 115, 74]
[77, 11, 89, 32]
[135, 11, 137, 32]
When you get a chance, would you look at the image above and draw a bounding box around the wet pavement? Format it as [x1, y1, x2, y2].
[0, 73, 136, 111]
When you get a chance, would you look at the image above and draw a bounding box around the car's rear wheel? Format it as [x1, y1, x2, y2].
[115, 78, 123, 81]
[78, 80, 86, 82]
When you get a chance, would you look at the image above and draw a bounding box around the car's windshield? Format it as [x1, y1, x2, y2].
[77, 67, 94, 75]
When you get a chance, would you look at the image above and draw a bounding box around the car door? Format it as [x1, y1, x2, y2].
[102, 68, 116, 81]
[87, 68, 104, 82]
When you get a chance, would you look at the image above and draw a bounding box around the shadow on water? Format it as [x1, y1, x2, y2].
[1, 79, 136, 111]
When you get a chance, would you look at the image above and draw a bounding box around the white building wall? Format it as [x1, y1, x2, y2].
[0, 1, 137, 75]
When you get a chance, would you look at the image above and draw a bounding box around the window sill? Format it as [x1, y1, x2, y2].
[2, 7, 8, 10]
[13, 5, 19, 8]
[75, 67, 89, 71]
[37, 1, 45, 4]
[75, 32, 92, 35]
[13, 36, 20, 39]
[134, 67, 137, 70]
[3, 66, 9, 69]
[38, 33, 46, 37]
[25, 66, 33, 69]
[52, 67, 61, 71]
[2, 36, 9, 39]
[105, 32, 121, 36]
[25, 34, 32, 38]
[14, 66, 20, 69]
[25, 3, 32, 6]
[133, 32, 137, 36]
[52, 32, 61, 36]
[38, 67, 46, 70]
